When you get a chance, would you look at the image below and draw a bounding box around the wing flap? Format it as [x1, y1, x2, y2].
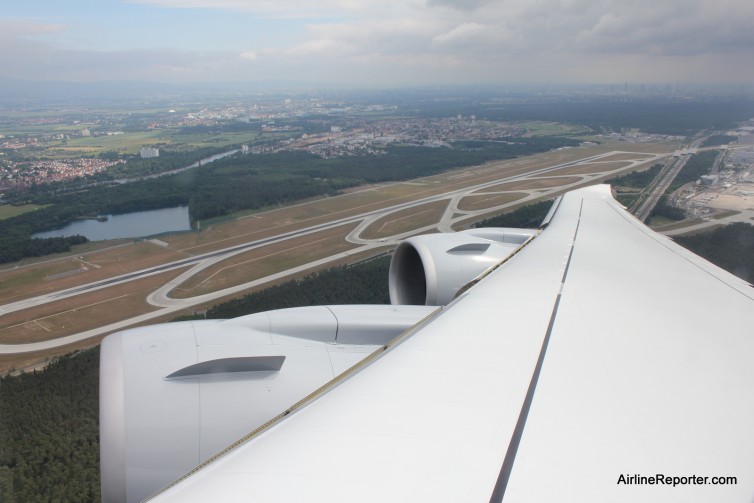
[148, 185, 754, 502]
[504, 192, 754, 502]
[149, 187, 584, 502]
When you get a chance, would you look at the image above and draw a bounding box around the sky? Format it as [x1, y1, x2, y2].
[1, 0, 753, 86]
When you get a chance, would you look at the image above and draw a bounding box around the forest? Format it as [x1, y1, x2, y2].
[206, 256, 391, 319]
[675, 223, 754, 282]
[0, 257, 391, 502]
[668, 150, 716, 193]
[606, 164, 662, 189]
[473, 199, 553, 228]
[648, 196, 687, 222]
[2, 203, 753, 502]
[0, 348, 100, 502]
[700, 134, 738, 147]
[411, 99, 754, 136]
[0, 136, 578, 264]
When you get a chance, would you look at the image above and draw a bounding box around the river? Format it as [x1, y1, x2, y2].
[113, 149, 239, 183]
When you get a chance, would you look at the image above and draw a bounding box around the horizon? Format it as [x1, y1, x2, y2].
[2, 0, 753, 86]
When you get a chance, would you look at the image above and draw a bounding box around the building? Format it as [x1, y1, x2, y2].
[700, 174, 719, 187]
[140, 147, 160, 159]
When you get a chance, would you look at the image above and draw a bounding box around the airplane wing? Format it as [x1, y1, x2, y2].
[147, 184, 754, 502]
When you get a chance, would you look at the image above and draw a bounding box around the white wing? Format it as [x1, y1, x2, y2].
[147, 185, 754, 502]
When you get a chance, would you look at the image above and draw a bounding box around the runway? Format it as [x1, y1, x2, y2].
[0, 148, 671, 354]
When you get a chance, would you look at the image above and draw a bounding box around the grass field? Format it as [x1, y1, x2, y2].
[0, 268, 188, 344]
[171, 223, 359, 298]
[64, 131, 163, 154]
[473, 176, 583, 193]
[712, 210, 741, 220]
[361, 200, 449, 239]
[0, 241, 186, 304]
[0, 140, 681, 368]
[457, 192, 528, 212]
[0, 204, 44, 220]
[519, 121, 592, 137]
[544, 161, 632, 176]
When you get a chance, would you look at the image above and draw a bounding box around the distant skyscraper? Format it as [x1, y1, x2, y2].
[241, 144, 250, 154]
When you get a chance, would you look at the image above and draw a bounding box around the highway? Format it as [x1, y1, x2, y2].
[632, 134, 710, 222]
[0, 148, 671, 354]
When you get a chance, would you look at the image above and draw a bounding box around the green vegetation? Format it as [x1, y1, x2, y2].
[0, 204, 44, 220]
[675, 223, 754, 282]
[615, 194, 639, 207]
[0, 349, 100, 503]
[642, 152, 716, 224]
[413, 100, 754, 136]
[606, 164, 662, 189]
[0, 136, 578, 264]
[206, 256, 391, 319]
[104, 146, 227, 177]
[518, 121, 591, 137]
[701, 134, 738, 147]
[473, 199, 554, 229]
[0, 256, 391, 501]
[668, 151, 716, 193]
[602, 164, 664, 209]
[649, 196, 686, 222]
[0, 234, 89, 263]
[3, 205, 754, 502]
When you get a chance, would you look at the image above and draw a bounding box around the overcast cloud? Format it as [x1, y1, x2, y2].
[1, 0, 752, 85]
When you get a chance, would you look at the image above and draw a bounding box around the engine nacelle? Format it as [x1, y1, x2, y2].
[389, 228, 537, 306]
[100, 304, 436, 503]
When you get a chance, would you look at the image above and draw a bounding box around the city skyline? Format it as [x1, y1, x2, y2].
[1, 0, 753, 87]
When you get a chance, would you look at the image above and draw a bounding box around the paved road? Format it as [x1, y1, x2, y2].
[0, 149, 671, 354]
[632, 135, 716, 222]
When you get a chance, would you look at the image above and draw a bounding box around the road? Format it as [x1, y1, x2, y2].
[0, 148, 672, 355]
[632, 135, 711, 222]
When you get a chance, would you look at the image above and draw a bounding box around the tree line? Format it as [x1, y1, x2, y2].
[473, 199, 554, 229]
[2, 209, 753, 502]
[674, 223, 754, 282]
[1, 136, 578, 264]
[411, 99, 754, 136]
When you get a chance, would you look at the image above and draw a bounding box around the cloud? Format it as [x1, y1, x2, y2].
[126, 0, 390, 19]
[427, 0, 492, 11]
[432, 22, 491, 48]
[3, 1, 754, 85]
[0, 25, 242, 82]
[0, 20, 66, 37]
[286, 39, 344, 56]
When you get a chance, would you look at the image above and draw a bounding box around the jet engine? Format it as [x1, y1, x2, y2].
[388, 228, 537, 306]
[100, 304, 436, 503]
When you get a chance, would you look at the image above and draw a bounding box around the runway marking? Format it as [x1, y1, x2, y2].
[377, 209, 434, 233]
[33, 320, 51, 332]
[179, 236, 333, 294]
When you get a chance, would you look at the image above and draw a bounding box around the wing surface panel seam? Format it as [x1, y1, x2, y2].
[605, 200, 754, 300]
[489, 200, 583, 502]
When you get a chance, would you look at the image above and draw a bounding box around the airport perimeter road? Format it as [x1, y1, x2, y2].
[2, 149, 654, 317]
[0, 148, 672, 354]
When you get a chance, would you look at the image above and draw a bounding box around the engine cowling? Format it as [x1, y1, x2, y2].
[388, 228, 537, 306]
[100, 304, 437, 503]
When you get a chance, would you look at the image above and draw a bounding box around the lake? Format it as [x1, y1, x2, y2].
[33, 206, 191, 241]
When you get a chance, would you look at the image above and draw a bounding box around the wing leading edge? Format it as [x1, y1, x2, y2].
[149, 185, 754, 502]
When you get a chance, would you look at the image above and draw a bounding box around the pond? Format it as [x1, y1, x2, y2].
[33, 206, 191, 241]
